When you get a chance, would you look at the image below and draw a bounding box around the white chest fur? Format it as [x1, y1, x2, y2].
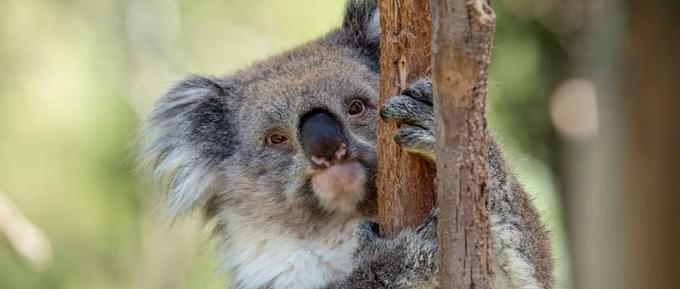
[221, 221, 360, 289]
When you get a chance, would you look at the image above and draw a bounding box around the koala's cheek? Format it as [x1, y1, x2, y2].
[311, 161, 366, 214]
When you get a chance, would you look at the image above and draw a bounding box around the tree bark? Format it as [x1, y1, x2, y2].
[377, 0, 436, 238]
[377, 0, 497, 287]
[431, 0, 496, 288]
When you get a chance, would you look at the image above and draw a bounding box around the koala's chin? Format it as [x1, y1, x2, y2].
[308, 160, 368, 215]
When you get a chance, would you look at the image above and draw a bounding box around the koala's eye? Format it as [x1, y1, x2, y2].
[266, 133, 289, 147]
[347, 99, 366, 116]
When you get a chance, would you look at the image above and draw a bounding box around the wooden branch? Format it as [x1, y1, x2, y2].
[431, 0, 496, 288]
[570, 1, 680, 289]
[377, 0, 436, 237]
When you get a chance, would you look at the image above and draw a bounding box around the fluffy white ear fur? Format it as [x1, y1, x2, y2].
[140, 79, 219, 218]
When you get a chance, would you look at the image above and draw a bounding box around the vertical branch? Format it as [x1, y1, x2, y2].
[570, 1, 680, 289]
[431, 0, 496, 288]
[377, 0, 436, 237]
[621, 2, 680, 288]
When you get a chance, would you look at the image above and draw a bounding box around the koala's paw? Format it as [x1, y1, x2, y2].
[342, 211, 439, 289]
[392, 228, 439, 288]
[380, 78, 435, 161]
[353, 231, 439, 289]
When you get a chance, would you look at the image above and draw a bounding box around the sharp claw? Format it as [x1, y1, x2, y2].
[401, 78, 433, 104]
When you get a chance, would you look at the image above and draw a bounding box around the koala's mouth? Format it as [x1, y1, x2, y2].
[307, 160, 368, 214]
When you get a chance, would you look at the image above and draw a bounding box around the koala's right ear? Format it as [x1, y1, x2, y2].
[139, 76, 237, 218]
[337, 0, 381, 69]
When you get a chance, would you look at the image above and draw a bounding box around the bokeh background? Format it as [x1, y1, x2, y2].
[2, 1, 675, 289]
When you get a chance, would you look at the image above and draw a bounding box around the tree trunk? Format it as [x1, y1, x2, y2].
[431, 0, 496, 288]
[568, 1, 680, 289]
[377, 0, 497, 287]
[623, 2, 680, 288]
[377, 0, 436, 238]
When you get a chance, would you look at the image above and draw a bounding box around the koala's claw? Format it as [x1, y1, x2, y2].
[394, 127, 435, 161]
[401, 78, 433, 105]
[380, 78, 436, 161]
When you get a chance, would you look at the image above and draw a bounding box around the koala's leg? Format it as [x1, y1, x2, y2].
[324, 212, 439, 289]
[381, 78, 554, 289]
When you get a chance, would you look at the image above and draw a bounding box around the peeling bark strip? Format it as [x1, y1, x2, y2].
[377, 0, 436, 237]
[432, 0, 496, 288]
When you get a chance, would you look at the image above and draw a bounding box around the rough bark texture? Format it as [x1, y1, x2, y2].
[431, 0, 496, 288]
[377, 0, 436, 238]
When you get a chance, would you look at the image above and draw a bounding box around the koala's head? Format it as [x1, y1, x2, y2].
[140, 0, 381, 235]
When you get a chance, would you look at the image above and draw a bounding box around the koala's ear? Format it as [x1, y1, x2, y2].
[337, 0, 380, 68]
[139, 75, 237, 218]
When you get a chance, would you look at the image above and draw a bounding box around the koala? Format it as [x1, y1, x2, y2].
[139, 1, 553, 289]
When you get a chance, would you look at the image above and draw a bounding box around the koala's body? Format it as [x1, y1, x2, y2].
[140, 1, 553, 289]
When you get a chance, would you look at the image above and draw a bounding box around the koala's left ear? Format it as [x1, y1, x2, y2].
[336, 0, 380, 69]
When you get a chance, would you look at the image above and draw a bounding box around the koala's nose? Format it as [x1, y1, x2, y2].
[299, 110, 349, 167]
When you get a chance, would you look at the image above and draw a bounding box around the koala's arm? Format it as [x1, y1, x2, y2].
[380, 78, 554, 289]
[324, 213, 439, 289]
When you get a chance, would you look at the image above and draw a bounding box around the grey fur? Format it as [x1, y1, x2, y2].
[381, 79, 554, 288]
[326, 215, 439, 289]
[139, 0, 552, 288]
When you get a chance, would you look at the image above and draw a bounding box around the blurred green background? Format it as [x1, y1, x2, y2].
[0, 0, 576, 288]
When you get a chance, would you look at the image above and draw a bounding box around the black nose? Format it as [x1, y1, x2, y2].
[299, 110, 349, 167]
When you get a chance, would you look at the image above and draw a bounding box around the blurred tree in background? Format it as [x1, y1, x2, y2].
[0, 0, 582, 288]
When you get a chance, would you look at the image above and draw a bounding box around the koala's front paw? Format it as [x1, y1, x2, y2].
[380, 78, 435, 161]
[392, 228, 439, 288]
[355, 232, 439, 289]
